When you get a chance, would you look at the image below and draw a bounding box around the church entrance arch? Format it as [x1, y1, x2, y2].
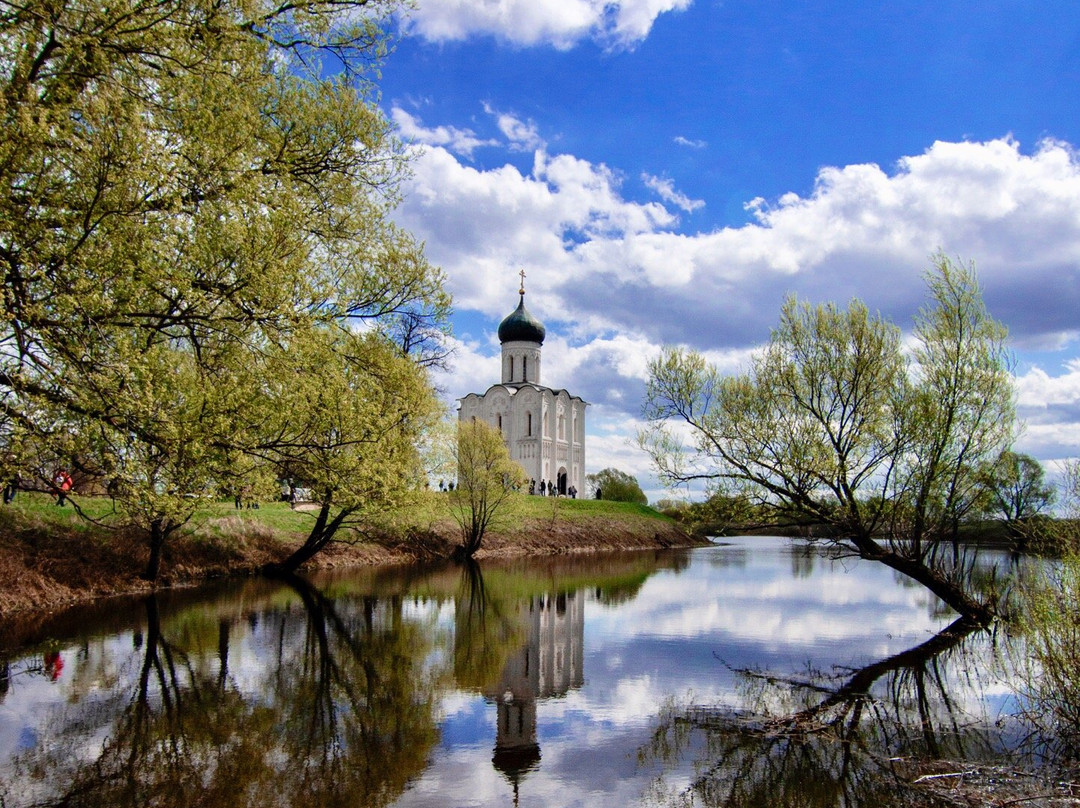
[557, 468, 568, 496]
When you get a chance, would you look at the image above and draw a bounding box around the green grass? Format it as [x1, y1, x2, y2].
[486, 493, 674, 524]
[0, 492, 317, 549]
[337, 490, 675, 534]
[193, 500, 315, 536]
[0, 489, 673, 547]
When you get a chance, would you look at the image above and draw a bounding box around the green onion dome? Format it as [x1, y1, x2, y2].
[497, 294, 546, 344]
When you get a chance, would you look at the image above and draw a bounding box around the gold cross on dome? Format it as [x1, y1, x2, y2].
[518, 268, 527, 295]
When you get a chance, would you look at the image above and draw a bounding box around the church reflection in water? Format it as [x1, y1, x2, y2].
[484, 590, 586, 800]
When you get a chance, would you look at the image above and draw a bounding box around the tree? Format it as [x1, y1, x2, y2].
[257, 326, 441, 575]
[902, 257, 1015, 551]
[83, 345, 251, 580]
[979, 450, 1055, 542]
[1014, 458, 1080, 756]
[0, 0, 448, 579]
[449, 420, 528, 559]
[640, 256, 1014, 623]
[684, 486, 762, 534]
[587, 467, 647, 504]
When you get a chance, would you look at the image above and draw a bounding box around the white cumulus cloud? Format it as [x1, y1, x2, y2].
[402, 0, 692, 49]
[395, 143, 675, 317]
[397, 132, 1080, 473]
[642, 172, 705, 212]
[391, 108, 498, 158]
[1017, 360, 1080, 409]
[482, 104, 546, 151]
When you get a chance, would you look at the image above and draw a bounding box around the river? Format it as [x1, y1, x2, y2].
[0, 537, 1041, 807]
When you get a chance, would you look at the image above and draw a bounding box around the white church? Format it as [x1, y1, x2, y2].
[458, 275, 587, 496]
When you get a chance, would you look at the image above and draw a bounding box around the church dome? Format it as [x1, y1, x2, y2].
[498, 294, 546, 344]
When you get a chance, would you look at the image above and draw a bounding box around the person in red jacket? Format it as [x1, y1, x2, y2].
[53, 470, 73, 506]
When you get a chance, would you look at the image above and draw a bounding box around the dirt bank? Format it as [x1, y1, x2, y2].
[0, 507, 701, 620]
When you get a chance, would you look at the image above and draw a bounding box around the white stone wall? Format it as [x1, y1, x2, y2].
[458, 385, 586, 496]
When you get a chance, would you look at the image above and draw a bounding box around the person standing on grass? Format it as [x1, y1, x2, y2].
[3, 472, 20, 504]
[53, 470, 73, 506]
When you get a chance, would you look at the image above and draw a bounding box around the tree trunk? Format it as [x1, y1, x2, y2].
[144, 519, 166, 582]
[849, 534, 995, 625]
[267, 502, 351, 575]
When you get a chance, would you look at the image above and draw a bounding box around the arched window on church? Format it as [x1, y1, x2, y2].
[522, 357, 528, 381]
[497, 413, 503, 432]
[558, 413, 565, 441]
[509, 357, 514, 380]
[527, 412, 533, 436]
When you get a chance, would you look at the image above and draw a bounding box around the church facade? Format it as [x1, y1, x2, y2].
[458, 283, 587, 496]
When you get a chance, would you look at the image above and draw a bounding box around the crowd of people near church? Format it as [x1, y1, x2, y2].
[527, 479, 577, 498]
[436, 477, 586, 498]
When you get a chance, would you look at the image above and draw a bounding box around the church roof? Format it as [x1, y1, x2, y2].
[498, 293, 546, 345]
[460, 382, 587, 404]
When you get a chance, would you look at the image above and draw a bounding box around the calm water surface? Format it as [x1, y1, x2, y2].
[0, 537, 1032, 807]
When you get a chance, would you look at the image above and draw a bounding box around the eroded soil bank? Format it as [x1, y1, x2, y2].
[0, 507, 700, 624]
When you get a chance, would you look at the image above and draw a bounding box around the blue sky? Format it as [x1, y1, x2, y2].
[375, 0, 1080, 498]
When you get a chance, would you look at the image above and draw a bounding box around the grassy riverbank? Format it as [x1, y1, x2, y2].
[0, 491, 699, 618]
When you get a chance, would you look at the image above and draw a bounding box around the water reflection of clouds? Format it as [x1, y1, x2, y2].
[395, 723, 664, 808]
[540, 676, 661, 730]
[435, 697, 492, 748]
[418, 539, 1015, 808]
[596, 551, 944, 640]
[0, 537, 1023, 808]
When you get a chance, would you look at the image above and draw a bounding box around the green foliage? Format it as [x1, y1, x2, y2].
[978, 450, 1055, 544]
[0, 0, 448, 579]
[1017, 459, 1080, 754]
[449, 420, 529, 558]
[641, 295, 908, 531]
[652, 498, 689, 512]
[683, 488, 763, 533]
[258, 328, 438, 510]
[1018, 553, 1080, 756]
[903, 257, 1016, 542]
[259, 327, 442, 573]
[587, 467, 648, 504]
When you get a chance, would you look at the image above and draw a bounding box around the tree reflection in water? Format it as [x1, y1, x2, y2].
[641, 618, 1016, 808]
[9, 577, 443, 808]
[453, 559, 526, 694]
[5, 545, 968, 806]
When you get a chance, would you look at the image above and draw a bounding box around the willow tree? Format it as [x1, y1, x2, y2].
[640, 256, 1014, 623]
[0, 0, 448, 579]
